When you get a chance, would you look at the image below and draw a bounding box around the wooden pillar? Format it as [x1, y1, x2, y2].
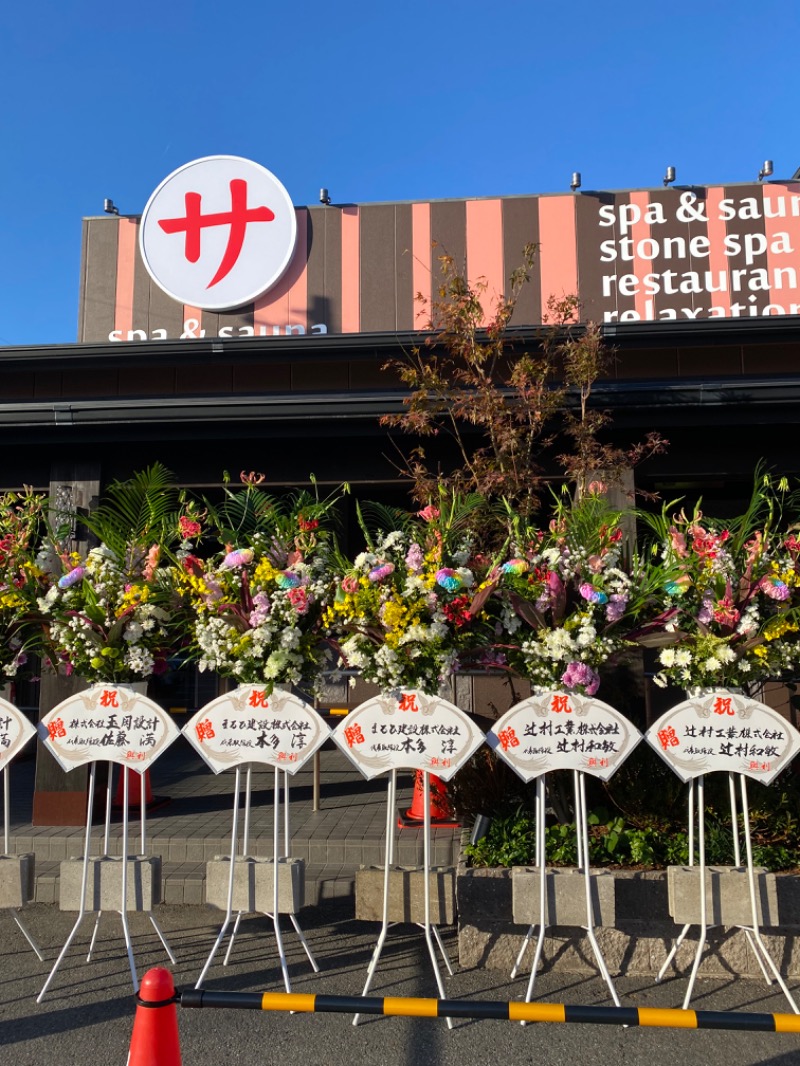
[32, 463, 100, 825]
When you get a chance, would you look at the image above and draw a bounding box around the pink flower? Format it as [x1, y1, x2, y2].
[221, 548, 254, 569]
[368, 562, 395, 582]
[760, 576, 790, 601]
[405, 542, 424, 572]
[712, 596, 740, 628]
[561, 661, 600, 695]
[342, 575, 359, 594]
[287, 586, 309, 613]
[417, 505, 440, 522]
[143, 544, 160, 582]
[668, 527, 688, 557]
[249, 591, 271, 626]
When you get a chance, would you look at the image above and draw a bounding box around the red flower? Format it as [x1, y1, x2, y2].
[179, 516, 202, 539]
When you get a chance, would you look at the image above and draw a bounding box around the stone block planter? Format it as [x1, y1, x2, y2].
[667, 865, 778, 926]
[355, 865, 456, 925]
[59, 856, 162, 911]
[512, 867, 615, 927]
[0, 853, 35, 908]
[456, 854, 800, 977]
[205, 856, 305, 915]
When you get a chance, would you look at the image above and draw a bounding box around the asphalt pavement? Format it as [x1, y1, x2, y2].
[3, 902, 800, 1066]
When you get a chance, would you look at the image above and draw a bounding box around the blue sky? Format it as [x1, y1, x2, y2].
[2, 0, 797, 346]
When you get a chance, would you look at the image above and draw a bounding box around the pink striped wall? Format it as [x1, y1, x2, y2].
[537, 196, 578, 321]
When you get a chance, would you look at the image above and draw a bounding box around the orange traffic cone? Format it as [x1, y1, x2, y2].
[114, 767, 154, 809]
[128, 967, 181, 1066]
[399, 770, 460, 828]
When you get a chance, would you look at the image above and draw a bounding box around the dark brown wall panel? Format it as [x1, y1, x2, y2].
[232, 363, 292, 391]
[80, 219, 118, 343]
[677, 345, 744, 378]
[176, 364, 233, 394]
[118, 366, 177, 397]
[430, 201, 467, 276]
[290, 360, 348, 392]
[360, 205, 398, 332]
[395, 204, 414, 331]
[305, 206, 342, 335]
[724, 184, 767, 320]
[502, 197, 540, 325]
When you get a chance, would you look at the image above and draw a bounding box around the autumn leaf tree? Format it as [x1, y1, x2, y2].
[380, 244, 666, 524]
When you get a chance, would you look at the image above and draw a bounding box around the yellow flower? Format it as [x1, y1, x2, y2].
[253, 558, 278, 585]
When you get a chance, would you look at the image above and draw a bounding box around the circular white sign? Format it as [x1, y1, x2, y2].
[139, 155, 297, 311]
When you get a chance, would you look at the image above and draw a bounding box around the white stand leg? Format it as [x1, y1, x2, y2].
[9, 910, 45, 961]
[354, 770, 453, 1028]
[38, 764, 98, 1002]
[3, 768, 45, 960]
[196, 767, 242, 988]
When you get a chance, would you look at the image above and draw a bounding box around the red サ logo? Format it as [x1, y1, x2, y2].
[139, 156, 297, 311]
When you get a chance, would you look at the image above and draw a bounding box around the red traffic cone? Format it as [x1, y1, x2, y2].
[114, 767, 154, 809]
[399, 770, 460, 828]
[127, 967, 181, 1066]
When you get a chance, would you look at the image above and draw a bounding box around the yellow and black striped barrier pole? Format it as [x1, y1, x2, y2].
[179, 989, 800, 1033]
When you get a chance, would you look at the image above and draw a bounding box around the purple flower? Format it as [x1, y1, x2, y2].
[605, 593, 628, 623]
[248, 591, 271, 627]
[368, 562, 395, 582]
[405, 542, 424, 572]
[221, 548, 254, 569]
[579, 582, 608, 605]
[58, 566, 86, 589]
[697, 592, 714, 624]
[561, 661, 600, 696]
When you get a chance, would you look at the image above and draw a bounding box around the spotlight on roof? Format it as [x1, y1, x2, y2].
[663, 166, 676, 187]
[570, 172, 581, 192]
[103, 198, 119, 216]
[758, 160, 774, 182]
[319, 188, 331, 205]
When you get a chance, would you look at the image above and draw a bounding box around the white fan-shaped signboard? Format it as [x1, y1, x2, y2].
[182, 685, 331, 774]
[488, 690, 642, 782]
[38, 683, 180, 773]
[0, 696, 37, 770]
[645, 690, 800, 784]
[332, 689, 485, 780]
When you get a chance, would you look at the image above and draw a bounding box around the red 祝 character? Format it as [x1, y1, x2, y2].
[713, 697, 734, 716]
[195, 719, 215, 742]
[100, 689, 119, 709]
[657, 726, 680, 751]
[497, 727, 519, 751]
[248, 689, 269, 709]
[398, 693, 420, 713]
[551, 695, 572, 714]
